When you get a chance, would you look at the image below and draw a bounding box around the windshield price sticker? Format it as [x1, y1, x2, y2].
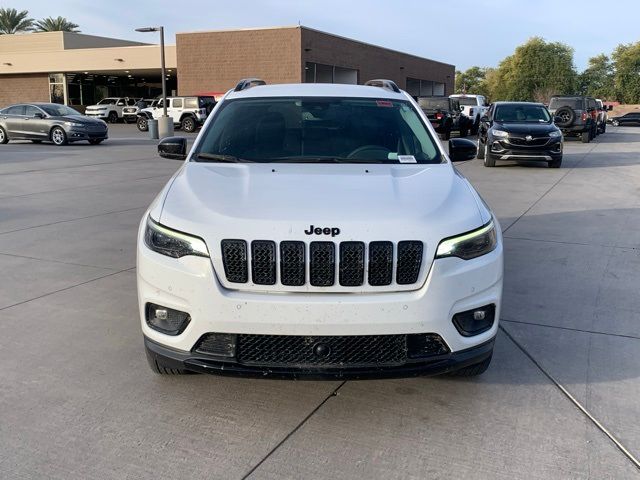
[398, 155, 417, 163]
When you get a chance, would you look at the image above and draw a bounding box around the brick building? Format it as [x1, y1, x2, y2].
[0, 26, 454, 109]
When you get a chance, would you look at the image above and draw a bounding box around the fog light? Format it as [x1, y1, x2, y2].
[452, 304, 495, 337]
[145, 303, 190, 335]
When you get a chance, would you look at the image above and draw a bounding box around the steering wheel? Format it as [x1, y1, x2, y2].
[347, 145, 391, 159]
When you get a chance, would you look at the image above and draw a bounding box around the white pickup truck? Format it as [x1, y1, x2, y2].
[449, 94, 488, 135]
[85, 97, 135, 123]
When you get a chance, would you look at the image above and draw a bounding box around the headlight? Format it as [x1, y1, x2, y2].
[65, 121, 84, 128]
[436, 220, 498, 260]
[548, 130, 562, 138]
[492, 129, 508, 138]
[144, 216, 209, 258]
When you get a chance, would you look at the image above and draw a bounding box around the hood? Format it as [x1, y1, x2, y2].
[494, 122, 558, 135]
[156, 162, 487, 291]
[54, 115, 106, 125]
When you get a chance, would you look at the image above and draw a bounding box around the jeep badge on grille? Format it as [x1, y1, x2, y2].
[304, 225, 341, 237]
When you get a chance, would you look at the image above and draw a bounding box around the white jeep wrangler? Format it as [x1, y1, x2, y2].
[136, 96, 215, 133]
[137, 79, 503, 379]
[450, 94, 489, 135]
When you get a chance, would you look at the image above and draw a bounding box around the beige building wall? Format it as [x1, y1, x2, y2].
[0, 74, 49, 107]
[176, 27, 302, 94]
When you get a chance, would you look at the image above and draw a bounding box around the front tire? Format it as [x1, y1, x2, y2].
[470, 118, 480, 135]
[181, 116, 196, 133]
[483, 144, 496, 167]
[0, 126, 8, 144]
[476, 139, 485, 159]
[612, 120, 619, 127]
[548, 156, 562, 168]
[449, 353, 492, 377]
[108, 111, 118, 123]
[50, 127, 67, 146]
[145, 346, 191, 375]
[137, 116, 149, 132]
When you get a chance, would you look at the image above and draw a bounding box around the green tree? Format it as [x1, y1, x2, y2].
[0, 7, 33, 34]
[578, 54, 615, 100]
[455, 66, 487, 94]
[488, 37, 577, 102]
[33, 16, 80, 33]
[612, 42, 640, 103]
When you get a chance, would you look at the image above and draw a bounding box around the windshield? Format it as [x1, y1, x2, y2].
[455, 97, 478, 106]
[39, 104, 82, 117]
[418, 97, 450, 110]
[193, 97, 441, 164]
[97, 98, 118, 105]
[549, 97, 582, 110]
[494, 104, 551, 123]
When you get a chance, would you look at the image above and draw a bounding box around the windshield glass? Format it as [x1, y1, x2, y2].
[549, 97, 582, 110]
[97, 98, 117, 105]
[418, 97, 450, 110]
[39, 104, 82, 117]
[494, 104, 551, 123]
[455, 97, 478, 106]
[193, 97, 441, 164]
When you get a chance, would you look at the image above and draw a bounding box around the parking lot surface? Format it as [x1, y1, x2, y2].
[1, 125, 639, 479]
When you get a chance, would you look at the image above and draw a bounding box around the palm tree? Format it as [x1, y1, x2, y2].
[0, 8, 33, 34]
[33, 16, 80, 33]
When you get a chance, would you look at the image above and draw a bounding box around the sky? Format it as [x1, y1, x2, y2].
[6, 0, 640, 72]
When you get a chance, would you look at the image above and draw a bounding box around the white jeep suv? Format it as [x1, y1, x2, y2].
[85, 97, 134, 123]
[137, 79, 503, 379]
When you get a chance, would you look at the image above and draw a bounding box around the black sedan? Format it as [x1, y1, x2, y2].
[477, 102, 563, 168]
[0, 103, 108, 146]
[610, 112, 640, 127]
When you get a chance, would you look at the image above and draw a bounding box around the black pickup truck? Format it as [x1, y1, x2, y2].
[418, 97, 471, 140]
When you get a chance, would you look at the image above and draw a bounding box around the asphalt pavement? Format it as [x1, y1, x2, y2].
[0, 124, 639, 479]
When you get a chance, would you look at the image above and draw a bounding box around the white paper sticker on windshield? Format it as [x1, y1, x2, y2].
[398, 155, 417, 163]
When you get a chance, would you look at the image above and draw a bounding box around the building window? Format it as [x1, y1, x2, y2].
[49, 73, 66, 104]
[305, 62, 358, 84]
[406, 77, 445, 97]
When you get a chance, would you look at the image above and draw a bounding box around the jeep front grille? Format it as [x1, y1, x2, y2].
[220, 239, 424, 288]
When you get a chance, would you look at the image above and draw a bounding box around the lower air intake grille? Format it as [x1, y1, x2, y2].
[236, 334, 407, 367]
[396, 241, 423, 285]
[221, 240, 248, 283]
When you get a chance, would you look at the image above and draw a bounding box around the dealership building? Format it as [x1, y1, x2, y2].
[0, 26, 454, 109]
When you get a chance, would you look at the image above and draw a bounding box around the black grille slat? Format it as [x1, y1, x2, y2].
[339, 242, 365, 286]
[368, 241, 393, 286]
[396, 241, 423, 285]
[310, 242, 335, 287]
[280, 241, 305, 286]
[251, 240, 276, 285]
[236, 334, 407, 367]
[221, 240, 248, 283]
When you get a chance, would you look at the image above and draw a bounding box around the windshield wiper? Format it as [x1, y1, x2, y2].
[192, 152, 254, 163]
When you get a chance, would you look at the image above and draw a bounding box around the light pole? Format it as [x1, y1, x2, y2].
[135, 26, 172, 137]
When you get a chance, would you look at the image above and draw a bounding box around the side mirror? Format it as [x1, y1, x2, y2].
[33, 112, 45, 119]
[449, 138, 477, 162]
[480, 115, 490, 123]
[158, 136, 187, 160]
[608, 105, 614, 111]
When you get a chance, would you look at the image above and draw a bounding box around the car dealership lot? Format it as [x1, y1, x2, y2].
[0, 125, 639, 479]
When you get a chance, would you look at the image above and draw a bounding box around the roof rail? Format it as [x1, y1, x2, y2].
[364, 79, 401, 93]
[234, 78, 266, 92]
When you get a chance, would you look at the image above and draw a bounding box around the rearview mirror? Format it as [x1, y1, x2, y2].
[158, 136, 187, 160]
[449, 138, 477, 162]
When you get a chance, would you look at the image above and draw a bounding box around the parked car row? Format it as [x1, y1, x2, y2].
[135, 95, 216, 133]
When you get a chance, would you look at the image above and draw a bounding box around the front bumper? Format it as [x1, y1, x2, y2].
[137, 220, 504, 376]
[144, 335, 496, 379]
[488, 137, 562, 161]
[66, 127, 108, 142]
[85, 111, 109, 119]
